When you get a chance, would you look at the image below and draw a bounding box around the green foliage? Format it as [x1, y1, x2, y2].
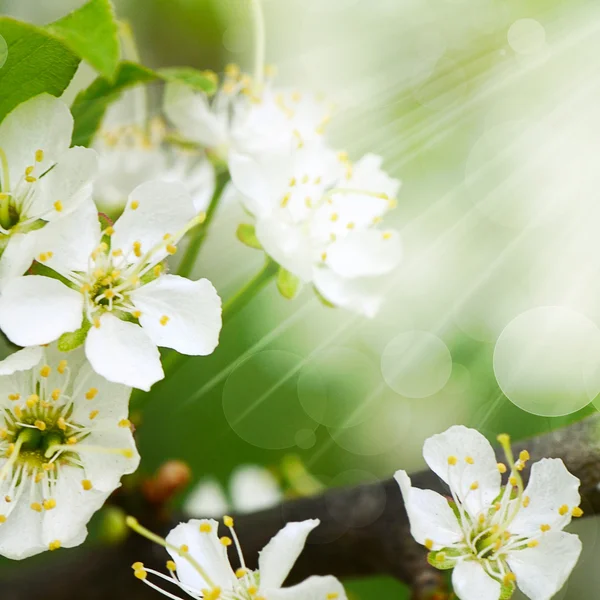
[46, 0, 120, 79]
[158, 66, 217, 93]
[71, 61, 218, 147]
[58, 319, 91, 351]
[277, 267, 301, 300]
[0, 18, 79, 124]
[427, 548, 463, 570]
[236, 223, 262, 250]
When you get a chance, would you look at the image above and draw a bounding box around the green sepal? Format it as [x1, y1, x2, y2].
[58, 319, 91, 352]
[447, 499, 462, 520]
[28, 261, 74, 289]
[277, 268, 301, 300]
[500, 580, 516, 599]
[236, 223, 262, 250]
[313, 287, 335, 308]
[427, 548, 463, 571]
[158, 67, 217, 94]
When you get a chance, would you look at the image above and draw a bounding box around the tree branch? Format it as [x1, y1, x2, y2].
[3, 415, 600, 599]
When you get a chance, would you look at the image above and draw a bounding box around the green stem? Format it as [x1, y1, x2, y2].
[177, 171, 229, 279]
[161, 258, 278, 378]
[0, 147, 11, 230]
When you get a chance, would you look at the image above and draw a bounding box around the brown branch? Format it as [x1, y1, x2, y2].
[3, 415, 600, 599]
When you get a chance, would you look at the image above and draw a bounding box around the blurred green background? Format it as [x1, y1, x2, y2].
[2, 0, 600, 598]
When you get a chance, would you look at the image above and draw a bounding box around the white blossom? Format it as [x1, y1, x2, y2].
[164, 65, 333, 162]
[396, 425, 583, 600]
[184, 464, 283, 518]
[0, 184, 222, 391]
[0, 94, 98, 284]
[0, 345, 139, 559]
[130, 516, 347, 600]
[93, 86, 215, 215]
[230, 143, 401, 316]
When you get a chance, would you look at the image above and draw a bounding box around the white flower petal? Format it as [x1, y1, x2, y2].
[325, 229, 401, 279]
[230, 464, 283, 514]
[451, 560, 501, 600]
[265, 576, 348, 600]
[164, 83, 227, 148]
[166, 519, 237, 591]
[0, 276, 83, 346]
[0, 346, 43, 375]
[256, 215, 314, 281]
[32, 198, 101, 274]
[312, 266, 384, 317]
[30, 146, 98, 221]
[131, 275, 222, 356]
[510, 458, 580, 536]
[184, 478, 229, 519]
[0, 94, 72, 186]
[422, 425, 501, 518]
[507, 531, 582, 600]
[228, 151, 291, 218]
[164, 152, 216, 213]
[0, 231, 39, 284]
[258, 519, 320, 590]
[394, 470, 463, 549]
[85, 313, 163, 391]
[112, 181, 197, 261]
[340, 154, 401, 201]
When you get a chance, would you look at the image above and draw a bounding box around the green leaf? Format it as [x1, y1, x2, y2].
[0, 18, 80, 124]
[71, 60, 218, 147]
[277, 267, 301, 300]
[236, 223, 262, 250]
[58, 319, 91, 352]
[71, 61, 155, 146]
[46, 0, 120, 79]
[158, 67, 218, 93]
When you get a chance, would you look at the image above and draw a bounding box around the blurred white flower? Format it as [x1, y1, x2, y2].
[0, 345, 139, 559]
[230, 144, 402, 316]
[131, 516, 347, 600]
[93, 86, 215, 215]
[164, 65, 333, 162]
[184, 464, 283, 518]
[0, 94, 98, 284]
[396, 425, 583, 600]
[0, 185, 222, 391]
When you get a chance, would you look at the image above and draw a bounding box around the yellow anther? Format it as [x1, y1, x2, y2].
[4, 496, 10, 503]
[199, 523, 212, 533]
[38, 253, 49, 263]
[49, 389, 60, 402]
[85, 388, 98, 400]
[35, 149, 44, 162]
[130, 201, 139, 210]
[166, 244, 177, 255]
[26, 394, 39, 408]
[540, 524, 551, 532]
[330, 212, 339, 222]
[220, 536, 232, 547]
[494, 502, 502, 512]
[519, 450, 530, 462]
[447, 456, 457, 466]
[132, 310, 142, 319]
[558, 505, 569, 516]
[104, 226, 114, 236]
[112, 248, 123, 257]
[57, 417, 67, 431]
[166, 560, 177, 571]
[572, 506, 584, 518]
[160, 315, 169, 326]
[424, 538, 433, 549]
[67, 436, 78, 445]
[134, 568, 147, 580]
[25, 175, 37, 183]
[153, 265, 162, 277]
[13, 407, 22, 419]
[43, 499, 56, 510]
[497, 463, 507, 473]
[494, 539, 502, 550]
[516, 462, 525, 472]
[82, 480, 93, 491]
[25, 166, 34, 176]
[104, 289, 115, 300]
[118, 419, 131, 429]
[236, 568, 248, 578]
[0, 429, 6, 439]
[523, 496, 530, 508]
[52, 200, 64, 214]
[509, 476, 517, 487]
[497, 433, 510, 445]
[133, 241, 142, 258]
[34, 420, 46, 431]
[289, 177, 297, 187]
[304, 196, 312, 208]
[321, 252, 327, 261]
[281, 193, 291, 207]
[41, 401, 51, 409]
[224, 515, 234, 528]
[8, 393, 20, 401]
[40, 365, 51, 378]
[43, 463, 55, 472]
[35, 472, 44, 483]
[163, 233, 172, 241]
[435, 552, 446, 562]
[503, 573, 516, 585]
[478, 514, 485, 524]
[382, 232, 393, 240]
[93, 317, 101, 328]
[225, 63, 240, 78]
[180, 544, 189, 553]
[58, 360, 68, 374]
[470, 481, 479, 491]
[48, 540, 61, 551]
[337, 151, 349, 162]
[132, 562, 144, 570]
[0, 515, 6, 523]
[465, 456, 474, 465]
[248, 586, 258, 595]
[30, 502, 42, 512]
[89, 410, 99, 420]
[527, 539, 539, 548]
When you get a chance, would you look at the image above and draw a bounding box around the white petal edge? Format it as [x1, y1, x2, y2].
[0, 346, 43, 375]
[451, 560, 501, 600]
[266, 575, 348, 600]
